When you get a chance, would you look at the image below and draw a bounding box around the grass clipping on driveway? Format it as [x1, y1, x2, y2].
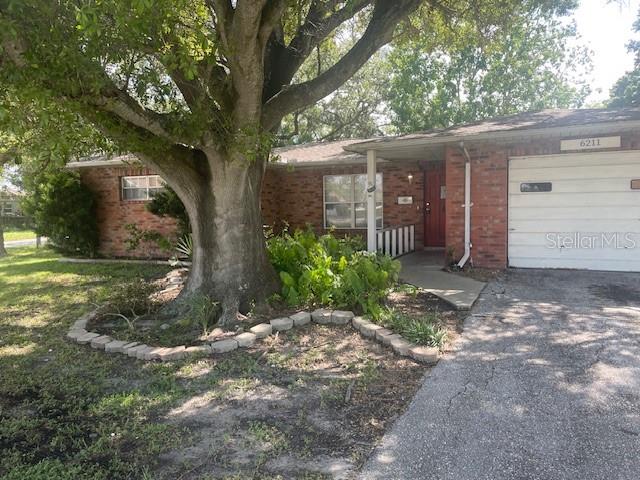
[0, 248, 433, 479]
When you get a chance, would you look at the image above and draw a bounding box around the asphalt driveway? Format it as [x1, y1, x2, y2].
[360, 269, 640, 480]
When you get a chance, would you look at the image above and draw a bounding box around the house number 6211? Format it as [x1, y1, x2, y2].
[579, 138, 601, 147]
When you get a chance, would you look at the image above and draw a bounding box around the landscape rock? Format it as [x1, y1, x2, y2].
[249, 323, 272, 338]
[90, 335, 113, 350]
[409, 345, 439, 364]
[290, 311, 311, 326]
[211, 339, 239, 353]
[389, 337, 414, 356]
[352, 316, 368, 330]
[375, 328, 394, 342]
[185, 345, 212, 356]
[270, 317, 294, 331]
[67, 329, 87, 341]
[127, 344, 148, 358]
[76, 332, 100, 344]
[120, 342, 140, 354]
[144, 347, 167, 361]
[104, 340, 129, 353]
[235, 332, 257, 347]
[159, 346, 186, 361]
[360, 322, 383, 338]
[381, 333, 402, 346]
[312, 309, 332, 324]
[135, 346, 154, 360]
[331, 310, 354, 325]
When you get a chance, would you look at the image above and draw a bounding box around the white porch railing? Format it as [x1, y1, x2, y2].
[376, 224, 416, 258]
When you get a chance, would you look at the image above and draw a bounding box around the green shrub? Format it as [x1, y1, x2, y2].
[146, 187, 190, 236]
[375, 308, 448, 348]
[124, 223, 174, 256]
[22, 171, 98, 257]
[100, 279, 159, 329]
[180, 292, 220, 335]
[267, 228, 398, 315]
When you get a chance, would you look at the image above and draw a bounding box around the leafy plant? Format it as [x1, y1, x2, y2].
[100, 279, 159, 330]
[181, 292, 219, 335]
[375, 308, 448, 348]
[146, 187, 190, 236]
[21, 171, 98, 257]
[175, 234, 193, 259]
[267, 228, 398, 315]
[124, 224, 173, 256]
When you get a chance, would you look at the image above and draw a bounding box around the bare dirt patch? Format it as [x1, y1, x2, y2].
[154, 325, 428, 479]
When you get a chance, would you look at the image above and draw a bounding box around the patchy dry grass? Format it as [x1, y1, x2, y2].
[0, 248, 432, 479]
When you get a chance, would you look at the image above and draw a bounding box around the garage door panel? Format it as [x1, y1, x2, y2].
[510, 150, 640, 170]
[509, 178, 635, 193]
[509, 164, 640, 182]
[509, 192, 640, 208]
[509, 205, 640, 220]
[506, 256, 640, 272]
[509, 219, 640, 232]
[509, 234, 639, 252]
[508, 151, 640, 272]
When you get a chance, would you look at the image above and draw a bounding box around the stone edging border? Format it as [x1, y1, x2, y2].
[66, 309, 439, 364]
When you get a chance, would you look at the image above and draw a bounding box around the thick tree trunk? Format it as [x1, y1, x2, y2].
[0, 221, 6, 257]
[174, 150, 279, 326]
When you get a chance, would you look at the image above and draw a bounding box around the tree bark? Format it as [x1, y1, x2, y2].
[172, 149, 279, 326]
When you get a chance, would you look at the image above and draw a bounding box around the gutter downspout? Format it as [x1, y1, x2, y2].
[457, 142, 473, 268]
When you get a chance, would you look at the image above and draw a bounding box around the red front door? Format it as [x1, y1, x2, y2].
[423, 161, 445, 247]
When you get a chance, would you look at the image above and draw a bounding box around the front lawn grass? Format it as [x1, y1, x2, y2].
[3, 228, 37, 242]
[0, 248, 428, 479]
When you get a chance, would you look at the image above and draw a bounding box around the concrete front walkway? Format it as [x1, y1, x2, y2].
[399, 251, 485, 310]
[360, 269, 640, 480]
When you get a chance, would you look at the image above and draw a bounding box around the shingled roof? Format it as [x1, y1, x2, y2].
[272, 139, 365, 166]
[68, 108, 640, 169]
[346, 108, 640, 153]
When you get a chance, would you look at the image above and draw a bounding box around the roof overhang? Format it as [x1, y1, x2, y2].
[66, 158, 140, 169]
[344, 120, 640, 160]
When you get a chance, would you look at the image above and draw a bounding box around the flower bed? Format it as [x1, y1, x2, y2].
[67, 307, 440, 364]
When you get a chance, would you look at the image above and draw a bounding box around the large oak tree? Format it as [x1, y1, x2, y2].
[0, 0, 577, 323]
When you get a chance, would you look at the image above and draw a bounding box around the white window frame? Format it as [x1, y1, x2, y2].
[323, 173, 383, 229]
[121, 175, 164, 201]
[1, 201, 13, 216]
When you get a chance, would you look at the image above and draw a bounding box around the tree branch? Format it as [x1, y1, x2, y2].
[1, 35, 186, 145]
[262, 0, 421, 129]
[263, 0, 371, 101]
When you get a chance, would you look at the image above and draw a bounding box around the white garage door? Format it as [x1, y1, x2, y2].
[508, 150, 640, 272]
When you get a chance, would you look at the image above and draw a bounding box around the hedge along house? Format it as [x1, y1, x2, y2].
[67, 108, 640, 272]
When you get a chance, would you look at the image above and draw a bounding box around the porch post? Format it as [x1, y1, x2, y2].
[366, 149, 377, 252]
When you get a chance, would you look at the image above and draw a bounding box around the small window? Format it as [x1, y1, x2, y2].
[632, 179, 640, 190]
[520, 182, 552, 193]
[121, 175, 164, 201]
[324, 173, 382, 229]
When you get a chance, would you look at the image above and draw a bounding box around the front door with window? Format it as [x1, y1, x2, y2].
[423, 162, 445, 247]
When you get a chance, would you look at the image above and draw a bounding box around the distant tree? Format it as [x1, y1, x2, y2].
[386, 2, 591, 132]
[610, 10, 640, 107]
[279, 1, 590, 141]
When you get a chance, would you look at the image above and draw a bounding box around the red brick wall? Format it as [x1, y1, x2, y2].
[262, 162, 425, 245]
[80, 166, 177, 258]
[444, 131, 640, 268]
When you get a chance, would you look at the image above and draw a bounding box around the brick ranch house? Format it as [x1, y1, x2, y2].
[67, 108, 640, 272]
